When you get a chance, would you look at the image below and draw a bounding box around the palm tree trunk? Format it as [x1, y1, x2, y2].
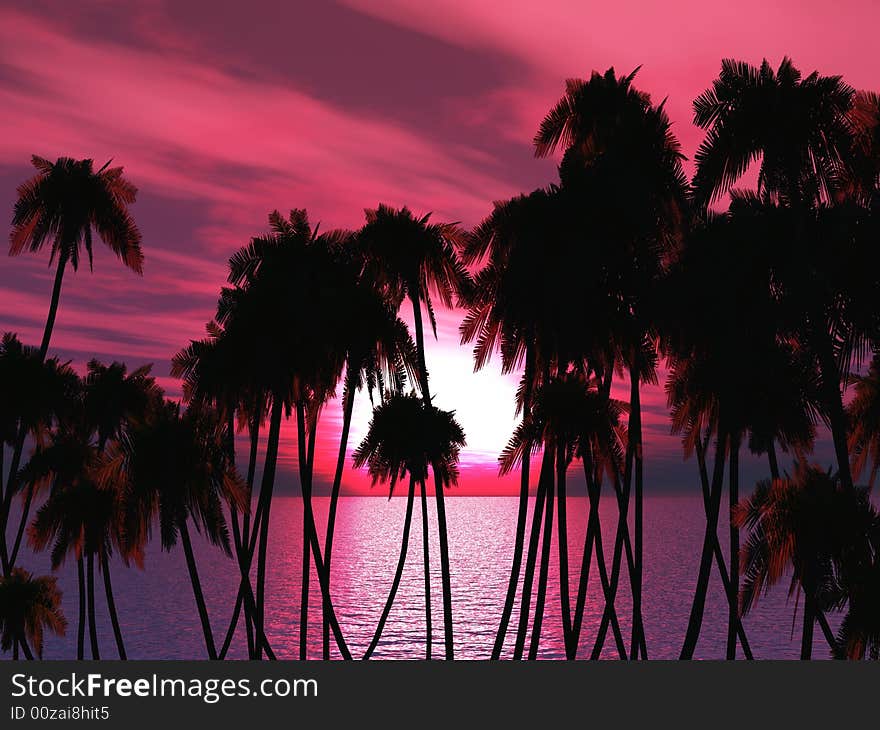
[255, 397, 283, 660]
[726, 435, 740, 660]
[86, 553, 100, 659]
[680, 427, 728, 659]
[100, 550, 126, 659]
[323, 373, 356, 659]
[491, 345, 534, 660]
[409, 292, 454, 660]
[1, 421, 28, 576]
[296, 402, 318, 660]
[801, 595, 815, 660]
[8, 482, 35, 568]
[76, 555, 85, 660]
[527, 456, 555, 660]
[179, 518, 217, 659]
[363, 478, 416, 659]
[512, 444, 553, 660]
[39, 254, 67, 360]
[629, 367, 646, 659]
[555, 439, 573, 656]
[420, 479, 433, 659]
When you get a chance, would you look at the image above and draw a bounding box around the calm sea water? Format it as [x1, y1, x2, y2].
[10, 495, 831, 660]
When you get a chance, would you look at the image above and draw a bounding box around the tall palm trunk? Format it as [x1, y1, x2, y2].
[1, 421, 28, 576]
[629, 367, 646, 659]
[491, 345, 534, 660]
[680, 426, 728, 659]
[39, 254, 67, 360]
[86, 553, 100, 659]
[555, 439, 573, 656]
[179, 518, 217, 659]
[242, 413, 260, 657]
[255, 398, 283, 659]
[801, 596, 815, 660]
[100, 550, 126, 659]
[296, 401, 318, 660]
[76, 555, 85, 659]
[410, 292, 454, 659]
[363, 477, 416, 659]
[9, 483, 35, 568]
[527, 455, 555, 660]
[420, 480, 433, 659]
[726, 435, 740, 660]
[323, 373, 356, 658]
[513, 444, 554, 659]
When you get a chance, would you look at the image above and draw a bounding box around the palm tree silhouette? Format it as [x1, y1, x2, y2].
[102, 400, 245, 660]
[734, 461, 875, 658]
[0, 568, 66, 659]
[499, 373, 629, 659]
[534, 66, 688, 658]
[10, 156, 143, 360]
[173, 321, 266, 659]
[24, 431, 117, 660]
[663, 207, 820, 658]
[5, 157, 142, 579]
[81, 359, 160, 659]
[359, 204, 469, 659]
[0, 333, 78, 577]
[691, 58, 861, 490]
[222, 209, 358, 659]
[353, 392, 465, 659]
[461, 188, 551, 659]
[320, 272, 418, 658]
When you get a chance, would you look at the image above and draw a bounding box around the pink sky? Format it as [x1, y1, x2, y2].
[0, 0, 866, 493]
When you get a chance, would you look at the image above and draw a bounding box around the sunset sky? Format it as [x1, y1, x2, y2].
[0, 0, 869, 494]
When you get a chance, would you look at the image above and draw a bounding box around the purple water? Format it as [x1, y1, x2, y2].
[10, 495, 828, 660]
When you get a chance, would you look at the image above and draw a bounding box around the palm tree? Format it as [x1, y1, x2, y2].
[0, 333, 79, 576]
[359, 204, 469, 659]
[9, 156, 143, 360]
[691, 58, 862, 490]
[173, 321, 265, 659]
[662, 206, 821, 659]
[5, 157, 142, 580]
[734, 461, 876, 659]
[221, 209, 357, 659]
[83, 359, 160, 659]
[24, 432, 118, 660]
[534, 66, 688, 658]
[0, 568, 65, 659]
[352, 393, 465, 659]
[101, 400, 245, 660]
[499, 374, 629, 659]
[320, 275, 417, 658]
